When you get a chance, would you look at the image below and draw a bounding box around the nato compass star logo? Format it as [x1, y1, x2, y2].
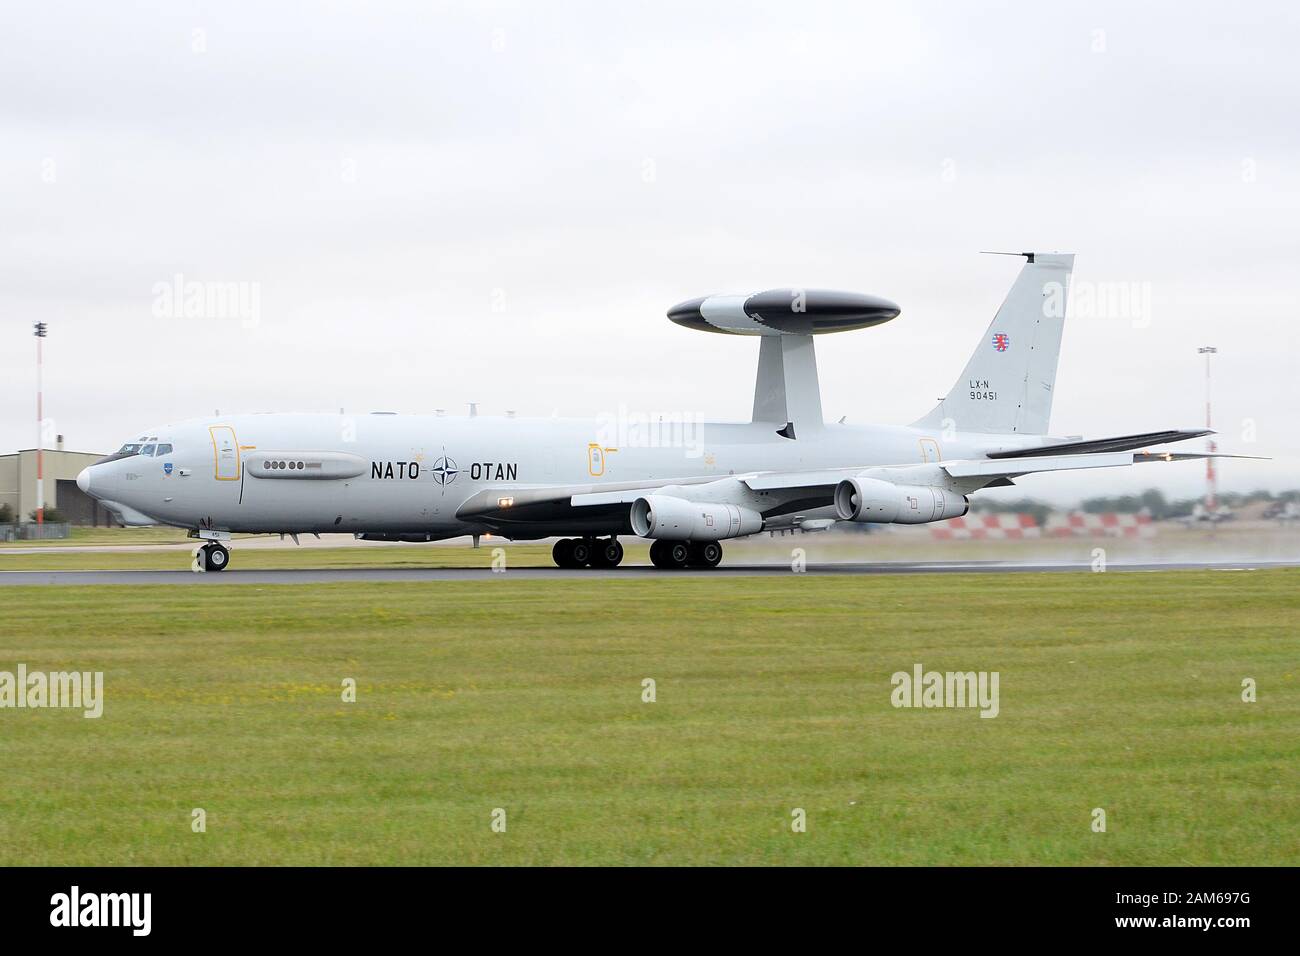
[431, 455, 459, 487]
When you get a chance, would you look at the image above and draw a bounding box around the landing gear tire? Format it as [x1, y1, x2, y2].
[649, 539, 692, 569]
[688, 541, 723, 569]
[588, 538, 624, 569]
[200, 542, 230, 572]
[552, 538, 576, 568]
[569, 539, 593, 567]
[553, 538, 595, 568]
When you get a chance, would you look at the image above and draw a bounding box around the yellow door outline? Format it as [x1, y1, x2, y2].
[919, 438, 942, 463]
[210, 425, 241, 481]
[587, 443, 617, 477]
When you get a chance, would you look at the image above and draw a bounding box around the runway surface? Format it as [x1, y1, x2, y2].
[0, 560, 1293, 586]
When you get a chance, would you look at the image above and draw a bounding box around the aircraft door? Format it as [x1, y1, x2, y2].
[919, 438, 942, 463]
[210, 426, 241, 480]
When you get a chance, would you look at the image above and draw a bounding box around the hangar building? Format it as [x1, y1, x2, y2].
[0, 441, 114, 526]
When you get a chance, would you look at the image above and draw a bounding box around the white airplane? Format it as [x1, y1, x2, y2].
[77, 252, 1235, 572]
[1264, 500, 1300, 524]
[1178, 502, 1236, 526]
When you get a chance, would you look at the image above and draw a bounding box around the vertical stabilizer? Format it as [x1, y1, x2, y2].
[913, 252, 1074, 435]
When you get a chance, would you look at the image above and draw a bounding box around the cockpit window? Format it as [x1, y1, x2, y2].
[141, 444, 157, 456]
[117, 443, 144, 456]
[156, 443, 173, 456]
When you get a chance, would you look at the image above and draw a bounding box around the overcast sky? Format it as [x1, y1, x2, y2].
[2, 0, 1296, 504]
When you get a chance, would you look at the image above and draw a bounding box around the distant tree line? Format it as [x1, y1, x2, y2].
[966, 499, 1052, 526]
[970, 489, 1300, 520]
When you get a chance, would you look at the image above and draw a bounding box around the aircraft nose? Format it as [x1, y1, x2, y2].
[76, 467, 92, 495]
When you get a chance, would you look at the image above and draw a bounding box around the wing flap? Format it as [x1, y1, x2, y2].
[943, 452, 1136, 478]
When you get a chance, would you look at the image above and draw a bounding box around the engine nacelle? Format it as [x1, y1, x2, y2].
[833, 477, 968, 525]
[630, 495, 764, 540]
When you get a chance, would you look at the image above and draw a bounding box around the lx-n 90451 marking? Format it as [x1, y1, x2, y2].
[77, 253, 1245, 572]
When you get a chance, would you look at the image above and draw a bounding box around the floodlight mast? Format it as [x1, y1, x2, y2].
[34, 322, 48, 525]
[1198, 346, 1218, 512]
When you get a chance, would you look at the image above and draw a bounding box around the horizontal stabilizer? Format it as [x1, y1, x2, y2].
[1132, 451, 1266, 463]
[987, 429, 1212, 459]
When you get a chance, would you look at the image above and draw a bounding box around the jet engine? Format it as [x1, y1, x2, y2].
[630, 495, 763, 540]
[833, 477, 968, 524]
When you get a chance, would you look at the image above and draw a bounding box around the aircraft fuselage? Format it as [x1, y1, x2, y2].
[78, 412, 1047, 538]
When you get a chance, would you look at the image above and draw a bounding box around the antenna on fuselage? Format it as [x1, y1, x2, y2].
[666, 288, 900, 439]
[467, 402, 478, 417]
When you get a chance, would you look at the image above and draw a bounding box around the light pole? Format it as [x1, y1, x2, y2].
[34, 321, 48, 525]
[1198, 346, 1218, 513]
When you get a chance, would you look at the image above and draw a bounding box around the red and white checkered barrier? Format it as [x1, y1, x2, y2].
[1044, 512, 1155, 538]
[930, 514, 1041, 540]
[929, 512, 1157, 540]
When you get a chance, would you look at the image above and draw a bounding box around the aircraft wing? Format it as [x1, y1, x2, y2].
[710, 454, 1113, 497]
[985, 429, 1212, 458]
[903, 450, 1256, 492]
[740, 451, 1221, 492]
[456, 470, 842, 535]
[456, 449, 1258, 538]
[454, 475, 721, 537]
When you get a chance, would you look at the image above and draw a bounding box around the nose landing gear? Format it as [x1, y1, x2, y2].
[193, 540, 231, 572]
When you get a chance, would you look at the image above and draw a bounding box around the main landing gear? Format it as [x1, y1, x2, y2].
[552, 537, 624, 569]
[550, 537, 723, 570]
[648, 539, 723, 570]
[195, 541, 230, 573]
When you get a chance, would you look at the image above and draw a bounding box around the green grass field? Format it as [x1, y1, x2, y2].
[1, 570, 1296, 865]
[5, 521, 1297, 574]
[0, 526, 198, 548]
[0, 541, 570, 571]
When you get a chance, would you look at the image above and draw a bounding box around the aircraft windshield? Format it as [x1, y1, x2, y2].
[113, 436, 167, 457]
